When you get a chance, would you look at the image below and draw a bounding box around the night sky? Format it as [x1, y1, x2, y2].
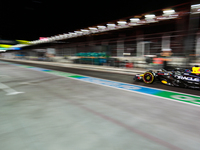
[0, 0, 189, 41]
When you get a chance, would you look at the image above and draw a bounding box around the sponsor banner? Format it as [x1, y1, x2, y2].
[175, 75, 200, 82]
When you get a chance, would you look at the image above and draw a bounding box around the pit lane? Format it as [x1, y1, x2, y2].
[1, 59, 199, 96]
[1, 60, 200, 150]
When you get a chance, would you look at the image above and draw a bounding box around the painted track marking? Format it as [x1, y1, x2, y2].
[0, 82, 24, 95]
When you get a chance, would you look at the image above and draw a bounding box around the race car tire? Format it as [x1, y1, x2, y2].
[143, 72, 154, 84]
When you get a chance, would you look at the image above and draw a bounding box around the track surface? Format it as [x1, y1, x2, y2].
[1, 61, 200, 150]
[3, 59, 200, 96]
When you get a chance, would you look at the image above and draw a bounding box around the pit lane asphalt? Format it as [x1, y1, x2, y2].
[1, 60, 200, 150]
[2, 59, 199, 96]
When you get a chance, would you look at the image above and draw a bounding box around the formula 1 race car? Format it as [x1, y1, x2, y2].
[134, 68, 200, 89]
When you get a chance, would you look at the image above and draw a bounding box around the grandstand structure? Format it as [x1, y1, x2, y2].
[3, 1, 200, 65]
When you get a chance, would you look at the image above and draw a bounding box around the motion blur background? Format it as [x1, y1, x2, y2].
[0, 0, 189, 40]
[1, 1, 200, 150]
[1, 0, 200, 70]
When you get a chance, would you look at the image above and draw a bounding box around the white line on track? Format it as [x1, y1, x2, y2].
[0, 82, 24, 95]
[0, 75, 10, 78]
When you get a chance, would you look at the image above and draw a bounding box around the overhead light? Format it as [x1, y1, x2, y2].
[67, 34, 72, 37]
[191, 4, 200, 8]
[75, 31, 83, 33]
[130, 18, 140, 22]
[97, 26, 106, 29]
[63, 34, 69, 37]
[74, 31, 83, 36]
[81, 29, 90, 35]
[107, 24, 116, 29]
[163, 9, 175, 14]
[58, 35, 64, 39]
[107, 24, 115, 26]
[89, 27, 97, 30]
[145, 14, 156, 18]
[191, 4, 200, 14]
[69, 32, 76, 35]
[55, 36, 60, 39]
[72, 33, 77, 35]
[81, 29, 89, 32]
[117, 21, 127, 24]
